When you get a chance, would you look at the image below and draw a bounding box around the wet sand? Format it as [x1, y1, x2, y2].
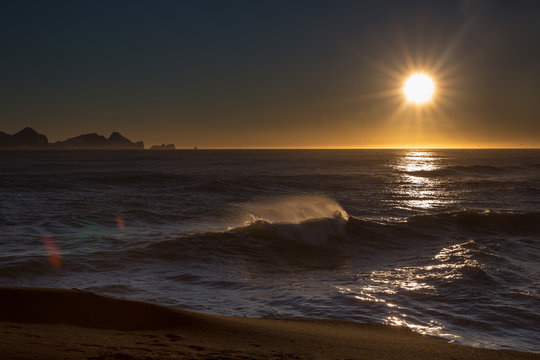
[0, 287, 538, 360]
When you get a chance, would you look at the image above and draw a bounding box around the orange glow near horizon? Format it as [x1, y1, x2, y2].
[166, 145, 540, 150]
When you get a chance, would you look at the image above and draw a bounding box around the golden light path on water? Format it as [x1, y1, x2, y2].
[337, 240, 482, 341]
[390, 150, 455, 211]
[336, 151, 471, 341]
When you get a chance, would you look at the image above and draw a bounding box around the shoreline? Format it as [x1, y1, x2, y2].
[1, 287, 538, 360]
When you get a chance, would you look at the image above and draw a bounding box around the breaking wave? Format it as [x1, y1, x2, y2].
[136, 209, 540, 274]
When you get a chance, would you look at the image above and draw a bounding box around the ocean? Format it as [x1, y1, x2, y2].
[0, 149, 539, 352]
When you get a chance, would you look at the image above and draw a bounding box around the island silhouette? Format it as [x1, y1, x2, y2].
[0, 127, 147, 149]
[150, 144, 176, 150]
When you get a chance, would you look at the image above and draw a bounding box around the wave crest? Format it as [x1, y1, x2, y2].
[238, 195, 349, 226]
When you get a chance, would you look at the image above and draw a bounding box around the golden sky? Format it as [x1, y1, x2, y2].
[2, 1, 539, 148]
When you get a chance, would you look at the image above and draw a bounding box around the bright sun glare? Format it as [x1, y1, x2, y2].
[403, 73, 435, 104]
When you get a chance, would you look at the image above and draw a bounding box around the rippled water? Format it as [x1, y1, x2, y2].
[0, 149, 539, 352]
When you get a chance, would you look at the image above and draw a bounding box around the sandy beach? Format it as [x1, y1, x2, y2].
[0, 287, 538, 360]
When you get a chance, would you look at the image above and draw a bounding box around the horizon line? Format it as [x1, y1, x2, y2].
[4, 146, 537, 150]
[160, 146, 540, 150]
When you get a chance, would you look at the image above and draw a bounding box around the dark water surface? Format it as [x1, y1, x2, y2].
[1, 149, 539, 351]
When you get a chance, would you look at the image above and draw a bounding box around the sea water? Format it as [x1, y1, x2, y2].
[0, 149, 539, 352]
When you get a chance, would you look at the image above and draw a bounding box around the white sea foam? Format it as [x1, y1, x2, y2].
[239, 194, 349, 225]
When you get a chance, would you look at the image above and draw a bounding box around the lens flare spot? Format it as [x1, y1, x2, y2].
[116, 215, 126, 230]
[42, 236, 62, 269]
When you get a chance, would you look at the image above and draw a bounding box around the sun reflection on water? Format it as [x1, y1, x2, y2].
[338, 240, 483, 342]
[395, 151, 440, 172]
[387, 150, 454, 211]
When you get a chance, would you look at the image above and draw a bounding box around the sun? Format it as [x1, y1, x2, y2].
[403, 73, 435, 104]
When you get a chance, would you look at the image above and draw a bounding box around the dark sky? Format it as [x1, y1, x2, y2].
[1, 0, 539, 148]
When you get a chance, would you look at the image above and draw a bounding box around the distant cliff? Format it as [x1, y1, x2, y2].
[0, 127, 48, 148]
[0, 128, 144, 149]
[53, 131, 144, 149]
[150, 144, 176, 150]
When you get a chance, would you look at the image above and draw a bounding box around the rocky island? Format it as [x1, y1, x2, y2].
[0, 128, 144, 149]
[53, 131, 144, 149]
[150, 143, 176, 150]
[0, 127, 49, 148]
